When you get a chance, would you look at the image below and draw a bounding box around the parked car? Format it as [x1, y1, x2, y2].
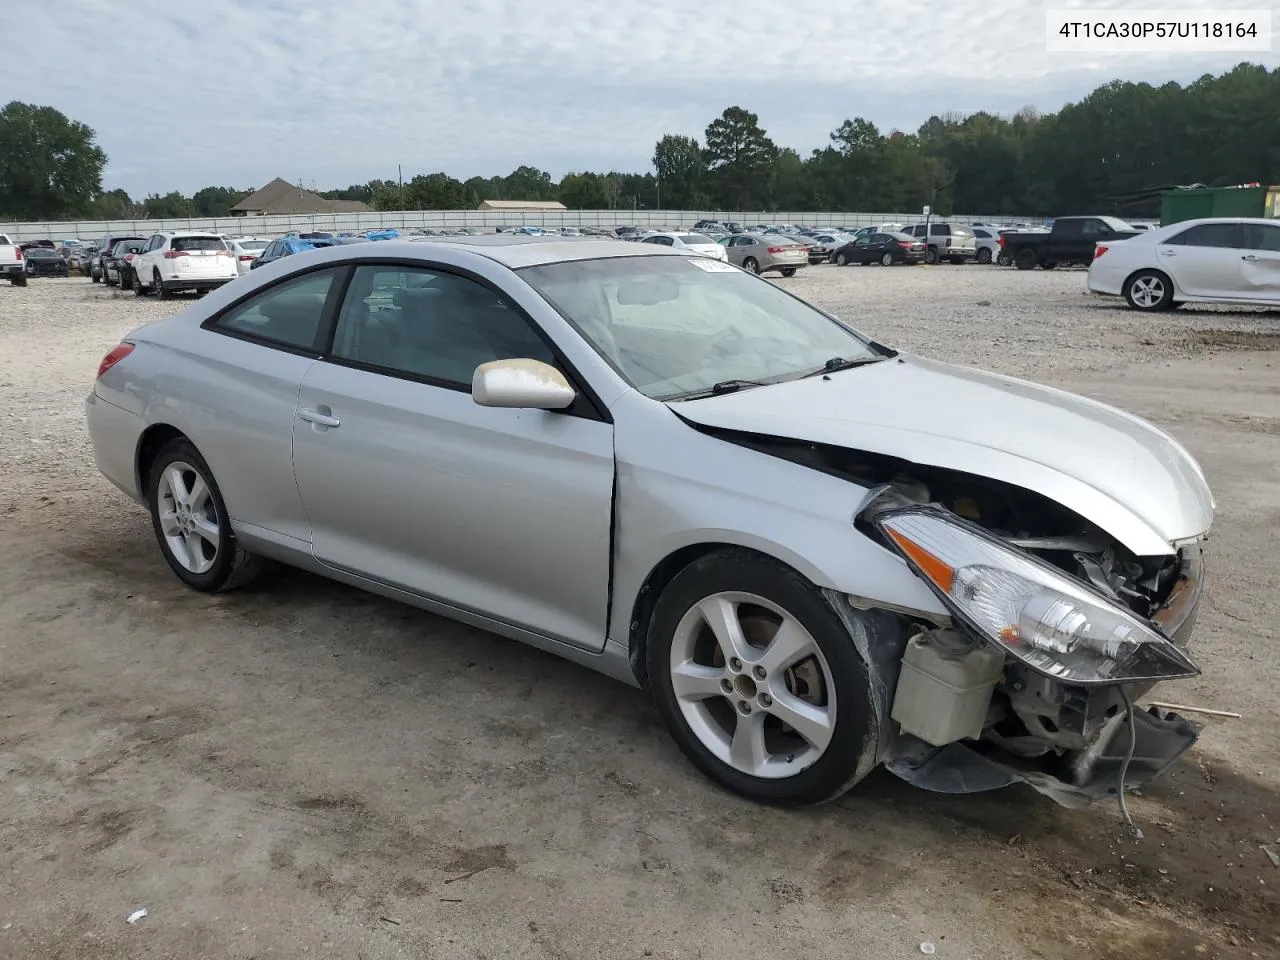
[719, 233, 808, 276]
[250, 236, 338, 270]
[1087, 217, 1280, 311]
[640, 232, 729, 261]
[131, 232, 238, 298]
[900, 224, 979, 264]
[107, 239, 147, 288]
[225, 237, 270, 275]
[87, 235, 1214, 810]
[1001, 216, 1139, 270]
[0, 233, 25, 286]
[23, 247, 69, 277]
[831, 231, 926, 266]
[852, 223, 904, 239]
[803, 232, 852, 262]
[693, 220, 727, 233]
[971, 227, 1004, 265]
[89, 235, 144, 283]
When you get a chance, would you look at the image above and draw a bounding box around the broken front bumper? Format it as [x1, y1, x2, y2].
[877, 543, 1207, 808]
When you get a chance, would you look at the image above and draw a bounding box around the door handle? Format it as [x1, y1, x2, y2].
[1241, 254, 1259, 261]
[298, 407, 341, 428]
[1159, 249, 1175, 256]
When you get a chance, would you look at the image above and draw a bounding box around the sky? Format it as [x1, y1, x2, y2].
[4, 0, 1277, 197]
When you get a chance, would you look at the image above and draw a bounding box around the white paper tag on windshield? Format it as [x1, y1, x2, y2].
[687, 257, 737, 272]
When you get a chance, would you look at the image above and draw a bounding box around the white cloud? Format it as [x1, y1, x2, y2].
[4, 0, 1276, 195]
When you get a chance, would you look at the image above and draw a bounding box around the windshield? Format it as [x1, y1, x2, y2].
[520, 255, 879, 400]
[237, 240, 269, 251]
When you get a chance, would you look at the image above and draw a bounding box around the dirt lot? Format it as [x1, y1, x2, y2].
[1, 267, 1278, 960]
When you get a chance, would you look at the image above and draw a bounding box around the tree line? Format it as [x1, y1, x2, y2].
[2, 63, 1278, 222]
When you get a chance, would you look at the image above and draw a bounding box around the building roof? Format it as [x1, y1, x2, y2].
[477, 199, 567, 211]
[231, 178, 370, 215]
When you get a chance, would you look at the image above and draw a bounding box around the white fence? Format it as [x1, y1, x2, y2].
[0, 209, 1044, 242]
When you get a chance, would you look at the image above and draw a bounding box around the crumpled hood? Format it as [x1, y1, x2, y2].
[671, 355, 1213, 556]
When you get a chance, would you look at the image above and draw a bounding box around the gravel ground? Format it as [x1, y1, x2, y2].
[1, 267, 1278, 960]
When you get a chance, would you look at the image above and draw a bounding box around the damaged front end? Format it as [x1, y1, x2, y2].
[854, 481, 1205, 808]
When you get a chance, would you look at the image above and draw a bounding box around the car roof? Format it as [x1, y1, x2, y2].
[401, 235, 681, 268]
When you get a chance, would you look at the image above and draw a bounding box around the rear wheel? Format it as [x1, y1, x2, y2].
[647, 550, 881, 805]
[1014, 248, 1037, 270]
[154, 271, 170, 299]
[976, 247, 993, 264]
[10, 274, 27, 287]
[148, 438, 262, 592]
[743, 257, 760, 274]
[1123, 269, 1174, 311]
[133, 272, 148, 295]
[780, 267, 797, 277]
[91, 265, 101, 283]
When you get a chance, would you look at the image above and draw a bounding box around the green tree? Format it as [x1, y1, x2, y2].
[0, 102, 107, 219]
[500, 165, 557, 201]
[703, 107, 776, 208]
[652, 134, 707, 208]
[88, 188, 139, 220]
[191, 185, 251, 216]
[405, 172, 468, 209]
[141, 191, 195, 219]
[558, 172, 620, 209]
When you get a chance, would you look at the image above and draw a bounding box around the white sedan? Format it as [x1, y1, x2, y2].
[640, 232, 729, 261]
[1088, 217, 1280, 311]
[226, 237, 271, 276]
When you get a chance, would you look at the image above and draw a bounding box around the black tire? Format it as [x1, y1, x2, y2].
[147, 438, 262, 592]
[1041, 261, 1057, 270]
[996, 252, 1011, 266]
[780, 267, 797, 277]
[647, 549, 880, 806]
[154, 271, 170, 298]
[924, 247, 939, 265]
[879, 252, 893, 266]
[11, 274, 27, 287]
[834, 253, 848, 266]
[133, 271, 148, 295]
[827, 252, 837, 264]
[104, 269, 116, 286]
[120, 269, 133, 291]
[1014, 248, 1037, 270]
[742, 257, 760, 274]
[1122, 269, 1175, 312]
[91, 265, 101, 283]
[976, 247, 993, 264]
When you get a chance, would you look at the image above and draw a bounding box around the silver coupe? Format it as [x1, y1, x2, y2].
[88, 236, 1213, 809]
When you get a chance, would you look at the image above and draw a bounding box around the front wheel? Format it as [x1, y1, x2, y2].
[148, 438, 261, 592]
[1123, 269, 1175, 311]
[879, 252, 894, 266]
[834, 253, 848, 266]
[924, 247, 939, 265]
[780, 267, 797, 277]
[91, 266, 101, 283]
[976, 247, 993, 264]
[154, 272, 171, 298]
[119, 268, 133, 291]
[647, 549, 880, 805]
[742, 257, 760, 274]
[996, 252, 1011, 266]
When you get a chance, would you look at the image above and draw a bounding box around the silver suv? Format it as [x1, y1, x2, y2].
[901, 223, 978, 264]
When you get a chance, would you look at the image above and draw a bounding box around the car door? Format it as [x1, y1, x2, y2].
[137, 234, 164, 281]
[195, 266, 348, 544]
[1155, 222, 1244, 298]
[1238, 222, 1280, 300]
[291, 262, 615, 651]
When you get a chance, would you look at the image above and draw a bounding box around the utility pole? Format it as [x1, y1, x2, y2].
[398, 164, 404, 210]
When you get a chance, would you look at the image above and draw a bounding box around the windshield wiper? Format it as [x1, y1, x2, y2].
[670, 378, 771, 401]
[800, 356, 887, 378]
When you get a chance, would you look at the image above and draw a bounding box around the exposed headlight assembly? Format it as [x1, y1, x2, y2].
[876, 510, 1198, 685]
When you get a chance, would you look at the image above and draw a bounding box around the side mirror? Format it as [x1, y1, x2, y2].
[472, 358, 575, 410]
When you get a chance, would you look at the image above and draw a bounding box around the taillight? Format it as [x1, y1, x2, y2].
[998, 236, 1006, 248]
[1094, 245, 1108, 259]
[15, 247, 22, 260]
[767, 245, 791, 254]
[163, 250, 188, 258]
[97, 343, 134, 379]
[124, 254, 135, 262]
[238, 254, 255, 261]
[217, 249, 233, 257]
[898, 242, 910, 249]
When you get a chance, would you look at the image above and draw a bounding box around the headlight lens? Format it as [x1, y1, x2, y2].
[878, 510, 1198, 685]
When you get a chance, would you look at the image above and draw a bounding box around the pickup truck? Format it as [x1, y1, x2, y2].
[0, 234, 25, 286]
[1001, 216, 1140, 270]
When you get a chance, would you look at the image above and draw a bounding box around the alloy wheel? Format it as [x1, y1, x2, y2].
[1129, 275, 1165, 309]
[156, 461, 221, 574]
[669, 591, 836, 779]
